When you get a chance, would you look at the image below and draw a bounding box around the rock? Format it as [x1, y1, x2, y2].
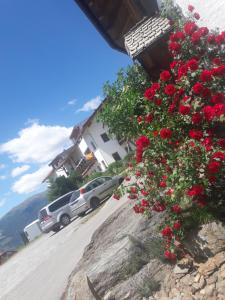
[192, 276, 206, 292]
[198, 252, 225, 277]
[184, 222, 225, 260]
[173, 265, 189, 274]
[63, 271, 96, 300]
[194, 273, 201, 282]
[121, 292, 130, 300]
[204, 283, 215, 297]
[103, 291, 115, 300]
[219, 269, 225, 279]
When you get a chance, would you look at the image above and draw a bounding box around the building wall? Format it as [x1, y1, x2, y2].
[81, 118, 128, 171]
[176, 0, 225, 30]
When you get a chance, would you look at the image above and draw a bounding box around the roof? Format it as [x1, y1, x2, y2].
[74, 0, 159, 54]
[49, 144, 79, 168]
[124, 16, 172, 58]
[70, 98, 107, 141]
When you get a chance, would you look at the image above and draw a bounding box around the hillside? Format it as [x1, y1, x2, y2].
[0, 191, 48, 251]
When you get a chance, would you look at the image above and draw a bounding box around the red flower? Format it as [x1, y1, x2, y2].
[135, 171, 141, 177]
[201, 137, 213, 151]
[144, 87, 155, 100]
[197, 199, 207, 207]
[113, 194, 120, 200]
[184, 22, 197, 35]
[194, 12, 200, 20]
[173, 221, 181, 230]
[199, 27, 209, 36]
[212, 58, 221, 65]
[191, 31, 201, 43]
[160, 70, 171, 81]
[145, 113, 154, 123]
[189, 129, 203, 140]
[166, 188, 174, 196]
[168, 103, 175, 114]
[212, 152, 225, 161]
[187, 184, 204, 197]
[188, 5, 194, 12]
[159, 181, 167, 188]
[160, 128, 172, 139]
[151, 83, 161, 92]
[178, 64, 188, 78]
[200, 70, 212, 82]
[171, 204, 182, 214]
[130, 186, 137, 194]
[165, 84, 176, 96]
[164, 250, 176, 260]
[207, 161, 221, 173]
[169, 42, 181, 52]
[192, 113, 202, 124]
[133, 205, 144, 214]
[179, 104, 191, 115]
[208, 176, 217, 184]
[192, 82, 204, 94]
[202, 88, 211, 99]
[202, 106, 215, 122]
[161, 226, 173, 237]
[155, 98, 162, 106]
[187, 58, 198, 71]
[170, 60, 179, 69]
[211, 93, 224, 104]
[217, 139, 225, 150]
[141, 199, 150, 207]
[141, 189, 149, 196]
[136, 136, 150, 148]
[152, 202, 166, 212]
[137, 116, 142, 124]
[207, 35, 215, 44]
[125, 177, 131, 181]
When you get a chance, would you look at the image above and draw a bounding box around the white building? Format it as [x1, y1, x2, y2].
[70, 106, 133, 172]
[176, 0, 225, 30]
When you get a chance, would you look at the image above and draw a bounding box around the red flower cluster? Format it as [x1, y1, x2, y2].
[187, 185, 204, 197]
[160, 128, 172, 139]
[136, 136, 150, 163]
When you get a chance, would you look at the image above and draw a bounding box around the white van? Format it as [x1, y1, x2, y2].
[24, 219, 43, 242]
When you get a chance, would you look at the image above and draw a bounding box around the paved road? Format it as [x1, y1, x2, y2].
[0, 195, 127, 300]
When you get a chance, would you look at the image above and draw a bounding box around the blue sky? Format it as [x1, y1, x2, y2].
[0, 0, 131, 217]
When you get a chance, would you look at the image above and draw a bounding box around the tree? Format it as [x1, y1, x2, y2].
[47, 171, 83, 202]
[98, 64, 150, 140]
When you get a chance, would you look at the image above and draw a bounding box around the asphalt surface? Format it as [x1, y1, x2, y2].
[0, 195, 127, 300]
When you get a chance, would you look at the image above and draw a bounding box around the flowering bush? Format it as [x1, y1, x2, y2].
[122, 6, 225, 261]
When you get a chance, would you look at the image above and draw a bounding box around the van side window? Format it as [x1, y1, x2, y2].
[49, 193, 72, 212]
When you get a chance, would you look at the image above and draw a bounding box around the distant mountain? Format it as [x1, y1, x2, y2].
[0, 191, 48, 251]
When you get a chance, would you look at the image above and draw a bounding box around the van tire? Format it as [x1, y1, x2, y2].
[60, 214, 71, 227]
[119, 177, 124, 185]
[52, 225, 60, 233]
[90, 197, 100, 210]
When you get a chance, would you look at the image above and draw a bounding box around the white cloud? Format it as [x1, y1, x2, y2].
[11, 165, 30, 178]
[0, 163, 6, 169]
[12, 165, 51, 194]
[0, 175, 6, 180]
[0, 122, 73, 164]
[67, 99, 77, 106]
[0, 198, 6, 207]
[77, 96, 102, 112]
[25, 118, 39, 125]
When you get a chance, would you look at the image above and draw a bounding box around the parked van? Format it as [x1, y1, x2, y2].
[38, 191, 74, 233]
[24, 219, 42, 242]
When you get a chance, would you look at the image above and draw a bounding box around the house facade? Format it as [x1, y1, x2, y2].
[70, 110, 133, 172]
[176, 0, 225, 30]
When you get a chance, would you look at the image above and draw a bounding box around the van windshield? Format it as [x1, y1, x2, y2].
[70, 190, 80, 203]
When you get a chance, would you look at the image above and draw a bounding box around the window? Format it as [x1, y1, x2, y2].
[101, 160, 107, 169]
[101, 133, 110, 142]
[112, 152, 122, 161]
[49, 193, 73, 212]
[90, 141, 96, 151]
[70, 190, 80, 203]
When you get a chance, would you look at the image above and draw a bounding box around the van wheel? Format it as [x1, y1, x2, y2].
[90, 197, 100, 210]
[119, 177, 124, 185]
[52, 225, 60, 233]
[60, 214, 71, 227]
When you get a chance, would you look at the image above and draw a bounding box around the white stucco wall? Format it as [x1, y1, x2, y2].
[82, 119, 128, 170]
[176, 0, 225, 30]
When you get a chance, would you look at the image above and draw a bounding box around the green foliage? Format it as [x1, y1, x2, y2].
[98, 64, 150, 139]
[47, 172, 82, 202]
